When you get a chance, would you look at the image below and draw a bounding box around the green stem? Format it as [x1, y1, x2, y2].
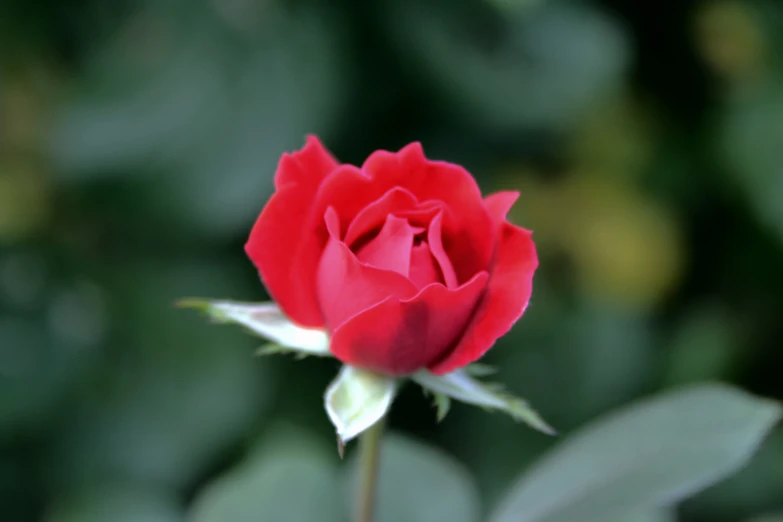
[356, 417, 385, 522]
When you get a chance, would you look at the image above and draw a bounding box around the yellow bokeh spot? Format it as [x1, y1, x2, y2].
[561, 175, 684, 307]
[695, 0, 765, 80]
[0, 160, 52, 243]
[570, 94, 654, 181]
[0, 63, 61, 153]
[497, 167, 684, 307]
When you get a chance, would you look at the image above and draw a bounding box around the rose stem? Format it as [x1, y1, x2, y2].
[356, 416, 385, 522]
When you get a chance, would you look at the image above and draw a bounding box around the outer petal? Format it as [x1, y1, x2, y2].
[317, 208, 418, 331]
[274, 135, 338, 190]
[428, 222, 538, 375]
[484, 191, 520, 223]
[329, 273, 490, 376]
[245, 136, 339, 327]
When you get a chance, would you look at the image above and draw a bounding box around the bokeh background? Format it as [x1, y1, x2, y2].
[2, 0, 783, 521]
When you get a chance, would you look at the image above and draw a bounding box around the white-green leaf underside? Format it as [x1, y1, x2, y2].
[180, 297, 554, 438]
[413, 368, 555, 435]
[325, 365, 397, 452]
[178, 299, 330, 357]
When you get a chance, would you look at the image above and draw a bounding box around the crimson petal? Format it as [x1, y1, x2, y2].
[344, 187, 419, 247]
[245, 136, 339, 327]
[484, 191, 520, 223]
[409, 243, 442, 289]
[314, 143, 494, 283]
[427, 211, 459, 288]
[329, 272, 490, 376]
[362, 143, 495, 282]
[356, 214, 423, 276]
[317, 208, 418, 331]
[428, 217, 537, 375]
[274, 135, 339, 190]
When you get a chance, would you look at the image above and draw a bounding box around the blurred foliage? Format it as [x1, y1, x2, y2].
[1, 0, 783, 521]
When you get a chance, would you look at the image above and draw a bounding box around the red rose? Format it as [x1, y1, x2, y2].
[245, 136, 538, 376]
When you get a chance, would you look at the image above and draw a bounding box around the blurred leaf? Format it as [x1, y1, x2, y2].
[746, 514, 783, 522]
[46, 484, 183, 522]
[178, 299, 330, 356]
[722, 79, 783, 244]
[253, 422, 335, 461]
[663, 305, 740, 386]
[345, 434, 481, 522]
[489, 383, 781, 522]
[682, 430, 783, 521]
[383, 1, 629, 130]
[448, 293, 654, 507]
[49, 260, 271, 492]
[190, 430, 344, 522]
[503, 303, 656, 428]
[325, 365, 396, 448]
[610, 510, 676, 522]
[485, 0, 546, 15]
[464, 362, 498, 377]
[0, 312, 96, 437]
[413, 369, 554, 434]
[50, 2, 347, 239]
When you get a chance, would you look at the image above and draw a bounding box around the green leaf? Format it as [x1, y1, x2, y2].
[609, 509, 676, 522]
[178, 299, 331, 357]
[190, 432, 344, 522]
[747, 514, 783, 522]
[46, 485, 183, 522]
[433, 393, 452, 423]
[721, 78, 783, 244]
[420, 386, 452, 422]
[256, 343, 317, 360]
[464, 363, 498, 377]
[49, 260, 270, 492]
[49, 4, 348, 240]
[345, 434, 480, 522]
[489, 383, 782, 522]
[384, 2, 628, 131]
[412, 369, 555, 434]
[324, 365, 397, 449]
[680, 412, 783, 519]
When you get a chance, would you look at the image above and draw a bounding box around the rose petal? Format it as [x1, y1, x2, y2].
[428, 222, 538, 375]
[363, 143, 495, 283]
[313, 143, 494, 283]
[427, 211, 458, 288]
[484, 191, 520, 224]
[344, 187, 419, 247]
[394, 200, 443, 229]
[317, 208, 418, 331]
[312, 164, 379, 237]
[329, 272, 490, 375]
[274, 135, 339, 190]
[245, 137, 339, 327]
[409, 243, 442, 289]
[356, 214, 422, 276]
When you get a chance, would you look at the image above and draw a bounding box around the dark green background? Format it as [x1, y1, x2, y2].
[1, 0, 782, 520]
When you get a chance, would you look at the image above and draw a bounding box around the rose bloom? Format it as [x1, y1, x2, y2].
[245, 137, 537, 376]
